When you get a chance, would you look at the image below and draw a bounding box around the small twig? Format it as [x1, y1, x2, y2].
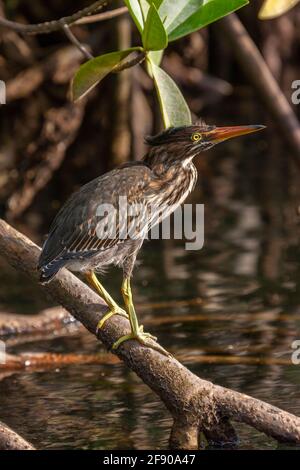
[112, 51, 145, 73]
[62, 24, 93, 60]
[0, 2, 140, 68]
[0, 0, 109, 35]
[0, 2, 141, 67]
[75, 6, 128, 25]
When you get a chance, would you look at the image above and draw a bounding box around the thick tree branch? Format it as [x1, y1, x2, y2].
[0, 219, 299, 449]
[0, 421, 35, 450]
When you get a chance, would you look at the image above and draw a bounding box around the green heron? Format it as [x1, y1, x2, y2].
[38, 122, 264, 355]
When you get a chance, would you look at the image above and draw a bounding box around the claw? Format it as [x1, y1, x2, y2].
[112, 329, 171, 357]
[97, 308, 128, 332]
[113, 277, 171, 357]
[138, 325, 157, 341]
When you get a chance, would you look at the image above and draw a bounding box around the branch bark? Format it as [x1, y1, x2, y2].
[0, 421, 35, 450]
[0, 218, 299, 449]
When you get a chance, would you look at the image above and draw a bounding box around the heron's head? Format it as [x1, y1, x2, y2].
[145, 122, 265, 167]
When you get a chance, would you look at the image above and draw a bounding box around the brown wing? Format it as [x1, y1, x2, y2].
[38, 164, 153, 271]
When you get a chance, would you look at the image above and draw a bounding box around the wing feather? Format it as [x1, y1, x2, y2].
[38, 164, 154, 269]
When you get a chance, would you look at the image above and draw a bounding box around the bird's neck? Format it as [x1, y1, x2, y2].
[143, 146, 195, 174]
[143, 147, 198, 197]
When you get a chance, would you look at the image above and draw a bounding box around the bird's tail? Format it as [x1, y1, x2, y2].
[38, 259, 66, 284]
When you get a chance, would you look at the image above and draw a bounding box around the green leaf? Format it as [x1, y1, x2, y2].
[72, 48, 142, 102]
[149, 59, 191, 128]
[159, 0, 249, 42]
[148, 50, 164, 66]
[159, 0, 202, 31]
[146, 0, 164, 8]
[124, 0, 144, 32]
[142, 3, 168, 51]
[258, 0, 300, 19]
[139, 0, 150, 18]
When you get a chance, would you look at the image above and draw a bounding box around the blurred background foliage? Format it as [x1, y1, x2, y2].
[0, 0, 299, 244]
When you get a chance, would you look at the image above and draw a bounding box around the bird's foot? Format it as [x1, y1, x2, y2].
[96, 307, 128, 332]
[112, 326, 171, 357]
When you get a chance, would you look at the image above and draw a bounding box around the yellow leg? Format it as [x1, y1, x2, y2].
[85, 271, 128, 331]
[112, 278, 170, 357]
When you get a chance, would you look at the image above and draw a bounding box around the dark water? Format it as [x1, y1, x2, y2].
[1, 132, 300, 449]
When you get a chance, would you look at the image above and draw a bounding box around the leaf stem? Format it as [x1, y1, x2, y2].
[62, 24, 93, 60]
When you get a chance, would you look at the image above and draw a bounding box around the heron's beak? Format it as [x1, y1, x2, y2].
[205, 125, 266, 143]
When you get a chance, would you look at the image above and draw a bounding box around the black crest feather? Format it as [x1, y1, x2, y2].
[145, 121, 215, 147]
[145, 126, 187, 146]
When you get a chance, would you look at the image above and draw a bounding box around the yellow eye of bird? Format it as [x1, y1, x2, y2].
[191, 133, 202, 142]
